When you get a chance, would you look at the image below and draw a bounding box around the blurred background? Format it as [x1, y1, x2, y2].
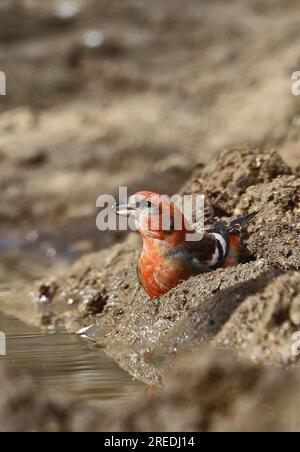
[1, 0, 300, 280]
[0, 0, 300, 414]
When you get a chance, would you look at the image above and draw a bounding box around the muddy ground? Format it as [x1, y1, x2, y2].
[1, 0, 300, 432]
[2, 146, 300, 431]
[4, 147, 299, 381]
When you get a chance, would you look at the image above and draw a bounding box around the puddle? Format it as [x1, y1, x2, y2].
[0, 310, 144, 407]
[0, 223, 143, 407]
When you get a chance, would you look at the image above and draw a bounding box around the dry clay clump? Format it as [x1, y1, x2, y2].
[183, 147, 300, 268]
[236, 175, 300, 269]
[182, 146, 292, 218]
[214, 271, 300, 366]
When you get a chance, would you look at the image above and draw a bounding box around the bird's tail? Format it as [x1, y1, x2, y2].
[222, 210, 259, 267]
[228, 210, 260, 234]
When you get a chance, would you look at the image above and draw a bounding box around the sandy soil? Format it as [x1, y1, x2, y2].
[1, 0, 300, 243]
[1, 0, 300, 432]
[4, 147, 298, 381]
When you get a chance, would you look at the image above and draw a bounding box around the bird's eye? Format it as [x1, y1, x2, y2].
[136, 200, 153, 209]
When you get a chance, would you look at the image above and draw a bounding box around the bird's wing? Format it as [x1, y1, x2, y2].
[170, 211, 260, 273]
[184, 233, 220, 272]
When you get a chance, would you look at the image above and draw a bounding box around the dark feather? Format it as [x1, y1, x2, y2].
[228, 210, 260, 233]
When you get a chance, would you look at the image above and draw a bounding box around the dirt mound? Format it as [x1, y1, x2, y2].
[182, 147, 292, 216]
[1, 0, 300, 432]
[214, 271, 300, 365]
[1, 0, 300, 243]
[237, 176, 300, 268]
[3, 147, 299, 386]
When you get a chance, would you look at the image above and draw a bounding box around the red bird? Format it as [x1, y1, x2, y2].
[116, 191, 259, 299]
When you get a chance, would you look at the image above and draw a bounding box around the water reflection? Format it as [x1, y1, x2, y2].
[0, 222, 143, 407]
[0, 311, 144, 407]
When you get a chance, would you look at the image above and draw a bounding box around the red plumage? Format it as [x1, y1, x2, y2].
[116, 191, 258, 298]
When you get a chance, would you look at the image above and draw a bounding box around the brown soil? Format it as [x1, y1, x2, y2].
[1, 0, 300, 245]
[1, 0, 300, 433]
[3, 148, 300, 387]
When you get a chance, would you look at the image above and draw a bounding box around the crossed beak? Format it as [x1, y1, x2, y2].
[113, 202, 136, 217]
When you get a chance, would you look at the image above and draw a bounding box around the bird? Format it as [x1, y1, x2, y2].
[115, 191, 259, 299]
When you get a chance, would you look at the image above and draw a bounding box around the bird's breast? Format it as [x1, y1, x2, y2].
[138, 245, 189, 298]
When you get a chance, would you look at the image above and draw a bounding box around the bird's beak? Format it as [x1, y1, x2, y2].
[113, 202, 136, 217]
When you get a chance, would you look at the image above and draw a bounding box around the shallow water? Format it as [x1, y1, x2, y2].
[0, 231, 144, 407]
[0, 310, 144, 407]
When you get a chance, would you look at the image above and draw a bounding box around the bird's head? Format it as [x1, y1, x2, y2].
[115, 191, 192, 244]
